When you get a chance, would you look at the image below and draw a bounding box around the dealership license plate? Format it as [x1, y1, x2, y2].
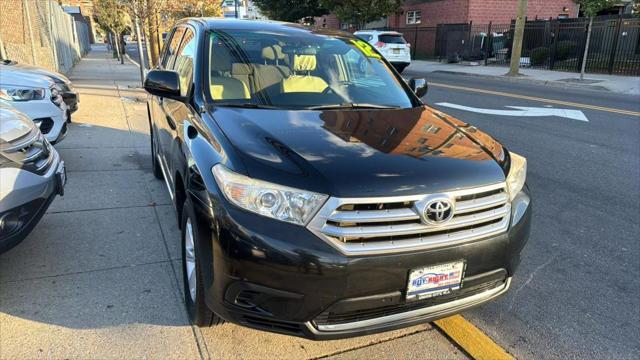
[406, 261, 465, 300]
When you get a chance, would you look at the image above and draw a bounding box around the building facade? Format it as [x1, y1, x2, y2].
[317, 0, 579, 30]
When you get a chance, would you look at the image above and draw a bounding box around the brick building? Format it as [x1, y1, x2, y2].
[316, 0, 579, 30]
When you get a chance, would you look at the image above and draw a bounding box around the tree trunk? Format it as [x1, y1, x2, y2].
[507, 0, 528, 76]
[580, 16, 593, 81]
[146, 0, 160, 67]
[112, 31, 121, 61]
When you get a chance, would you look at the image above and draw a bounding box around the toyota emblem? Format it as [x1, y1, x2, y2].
[423, 198, 454, 225]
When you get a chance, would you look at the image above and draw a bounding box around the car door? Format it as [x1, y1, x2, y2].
[162, 27, 197, 177]
[152, 27, 186, 187]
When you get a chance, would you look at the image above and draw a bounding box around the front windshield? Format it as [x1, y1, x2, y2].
[207, 29, 416, 109]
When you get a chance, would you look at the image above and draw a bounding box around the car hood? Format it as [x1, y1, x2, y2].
[1, 62, 70, 84]
[212, 106, 507, 197]
[0, 67, 55, 88]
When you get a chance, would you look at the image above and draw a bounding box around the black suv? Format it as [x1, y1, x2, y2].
[144, 19, 531, 340]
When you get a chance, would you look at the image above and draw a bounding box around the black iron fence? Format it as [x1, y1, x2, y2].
[389, 14, 640, 76]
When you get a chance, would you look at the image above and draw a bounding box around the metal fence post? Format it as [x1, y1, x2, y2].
[607, 14, 623, 75]
[46, 0, 59, 71]
[23, 0, 38, 65]
[412, 26, 418, 59]
[549, 19, 559, 70]
[485, 21, 492, 65]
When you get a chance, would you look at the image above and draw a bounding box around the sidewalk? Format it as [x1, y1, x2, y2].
[0, 45, 467, 359]
[406, 60, 640, 95]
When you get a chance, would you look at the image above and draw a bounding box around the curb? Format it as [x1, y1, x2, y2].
[425, 70, 613, 93]
[434, 315, 513, 360]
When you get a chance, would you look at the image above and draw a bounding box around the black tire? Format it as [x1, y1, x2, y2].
[396, 64, 407, 74]
[181, 198, 224, 327]
[150, 128, 163, 180]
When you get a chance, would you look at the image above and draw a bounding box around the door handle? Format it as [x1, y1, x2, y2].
[166, 115, 176, 130]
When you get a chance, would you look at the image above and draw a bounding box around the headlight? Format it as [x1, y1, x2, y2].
[506, 151, 527, 201]
[0, 86, 46, 101]
[212, 164, 328, 226]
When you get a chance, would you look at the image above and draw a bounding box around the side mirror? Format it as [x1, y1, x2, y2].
[144, 70, 185, 101]
[409, 78, 428, 98]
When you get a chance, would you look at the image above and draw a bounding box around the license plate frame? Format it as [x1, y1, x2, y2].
[392, 48, 401, 54]
[406, 260, 466, 301]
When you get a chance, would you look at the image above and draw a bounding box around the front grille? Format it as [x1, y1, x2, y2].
[307, 183, 510, 255]
[242, 316, 303, 335]
[33, 117, 55, 134]
[313, 276, 507, 326]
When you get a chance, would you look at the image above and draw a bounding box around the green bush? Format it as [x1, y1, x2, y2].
[555, 40, 577, 60]
[530, 47, 550, 66]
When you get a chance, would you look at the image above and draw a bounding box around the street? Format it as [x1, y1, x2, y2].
[407, 70, 640, 359]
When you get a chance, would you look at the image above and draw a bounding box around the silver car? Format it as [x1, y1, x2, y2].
[0, 98, 66, 254]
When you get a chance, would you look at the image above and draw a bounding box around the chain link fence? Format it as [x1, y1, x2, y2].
[0, 0, 91, 74]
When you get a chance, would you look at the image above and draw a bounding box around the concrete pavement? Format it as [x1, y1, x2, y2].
[0, 45, 468, 359]
[407, 60, 640, 95]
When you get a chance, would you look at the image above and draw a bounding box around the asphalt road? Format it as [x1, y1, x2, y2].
[405, 70, 640, 359]
[125, 42, 150, 69]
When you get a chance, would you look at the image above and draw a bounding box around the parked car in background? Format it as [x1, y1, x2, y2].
[1, 59, 79, 115]
[354, 30, 411, 73]
[0, 68, 68, 144]
[144, 19, 531, 340]
[0, 97, 66, 254]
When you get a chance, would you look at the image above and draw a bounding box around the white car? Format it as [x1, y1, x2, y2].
[0, 68, 68, 144]
[354, 30, 411, 73]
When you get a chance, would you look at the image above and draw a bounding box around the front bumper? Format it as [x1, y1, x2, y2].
[196, 187, 531, 339]
[0, 152, 65, 253]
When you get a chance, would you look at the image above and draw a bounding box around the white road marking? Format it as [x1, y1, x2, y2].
[435, 102, 589, 122]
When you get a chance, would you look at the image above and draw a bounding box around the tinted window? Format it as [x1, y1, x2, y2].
[379, 34, 406, 44]
[162, 28, 185, 68]
[172, 29, 196, 97]
[207, 30, 415, 109]
[356, 34, 373, 42]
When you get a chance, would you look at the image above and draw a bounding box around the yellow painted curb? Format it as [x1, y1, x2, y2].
[429, 82, 640, 117]
[433, 315, 514, 360]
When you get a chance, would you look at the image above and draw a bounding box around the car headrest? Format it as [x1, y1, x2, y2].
[261, 45, 285, 61]
[293, 54, 317, 72]
[211, 46, 232, 72]
[231, 63, 252, 75]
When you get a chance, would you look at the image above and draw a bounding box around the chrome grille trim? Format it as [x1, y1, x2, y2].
[307, 182, 510, 255]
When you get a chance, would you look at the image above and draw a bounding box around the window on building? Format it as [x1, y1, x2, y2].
[406, 10, 421, 25]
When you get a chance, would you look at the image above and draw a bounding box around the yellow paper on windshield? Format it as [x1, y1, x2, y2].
[351, 39, 381, 59]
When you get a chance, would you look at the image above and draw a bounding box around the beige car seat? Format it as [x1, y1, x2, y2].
[281, 54, 328, 93]
[210, 46, 250, 100]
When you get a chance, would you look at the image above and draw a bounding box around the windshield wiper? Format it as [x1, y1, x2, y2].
[214, 103, 280, 109]
[307, 103, 400, 110]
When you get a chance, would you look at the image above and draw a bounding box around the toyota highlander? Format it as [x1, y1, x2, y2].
[144, 19, 531, 339]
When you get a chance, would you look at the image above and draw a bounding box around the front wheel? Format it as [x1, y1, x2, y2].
[181, 198, 224, 327]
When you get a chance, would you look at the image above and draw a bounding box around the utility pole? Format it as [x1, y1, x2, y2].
[507, 0, 528, 76]
[133, 4, 146, 84]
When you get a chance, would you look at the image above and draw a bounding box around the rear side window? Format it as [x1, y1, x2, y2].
[356, 34, 373, 42]
[172, 29, 197, 97]
[162, 28, 186, 68]
[379, 34, 406, 44]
